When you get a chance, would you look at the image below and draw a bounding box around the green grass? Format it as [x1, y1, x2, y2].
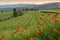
[0, 12, 13, 18]
[40, 10, 60, 13]
[0, 10, 60, 40]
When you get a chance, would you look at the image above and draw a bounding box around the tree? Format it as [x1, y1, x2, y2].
[13, 8, 17, 17]
[1, 10, 3, 12]
[17, 9, 24, 16]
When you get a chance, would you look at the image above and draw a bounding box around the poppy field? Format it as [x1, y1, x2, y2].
[0, 11, 60, 40]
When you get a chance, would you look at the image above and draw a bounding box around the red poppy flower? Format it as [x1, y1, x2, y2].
[22, 27, 28, 30]
[41, 13, 44, 16]
[41, 26, 45, 30]
[36, 31, 40, 35]
[54, 13, 58, 17]
[0, 37, 2, 40]
[54, 19, 58, 22]
[16, 26, 19, 32]
[1, 35, 6, 39]
[55, 13, 58, 15]
[30, 37, 35, 40]
[48, 13, 51, 16]
[53, 28, 58, 33]
[53, 17, 56, 19]
[13, 26, 19, 34]
[39, 16, 42, 20]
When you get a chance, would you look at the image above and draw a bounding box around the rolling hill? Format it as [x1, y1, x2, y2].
[0, 2, 60, 11]
[0, 11, 60, 40]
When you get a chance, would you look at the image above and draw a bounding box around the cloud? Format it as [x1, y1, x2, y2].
[0, 0, 60, 4]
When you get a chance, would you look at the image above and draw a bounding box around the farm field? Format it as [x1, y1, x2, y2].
[0, 10, 60, 40]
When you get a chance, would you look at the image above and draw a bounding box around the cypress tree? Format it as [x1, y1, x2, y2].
[13, 8, 17, 17]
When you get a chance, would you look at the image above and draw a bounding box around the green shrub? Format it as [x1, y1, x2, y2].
[17, 9, 24, 16]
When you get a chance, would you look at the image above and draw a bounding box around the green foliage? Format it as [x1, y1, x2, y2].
[13, 8, 18, 17]
[40, 10, 60, 13]
[1, 10, 3, 12]
[13, 9, 25, 18]
[17, 9, 24, 16]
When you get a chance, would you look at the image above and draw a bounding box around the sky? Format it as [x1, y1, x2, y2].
[0, 0, 60, 4]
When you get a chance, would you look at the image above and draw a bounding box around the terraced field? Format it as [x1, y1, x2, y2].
[0, 11, 60, 40]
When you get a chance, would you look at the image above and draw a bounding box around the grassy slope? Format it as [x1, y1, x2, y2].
[0, 12, 13, 18]
[0, 11, 60, 40]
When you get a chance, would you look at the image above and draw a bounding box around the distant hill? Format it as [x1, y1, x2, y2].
[38, 2, 60, 10]
[0, 2, 60, 11]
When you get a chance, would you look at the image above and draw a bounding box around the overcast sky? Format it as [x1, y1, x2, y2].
[0, 0, 60, 4]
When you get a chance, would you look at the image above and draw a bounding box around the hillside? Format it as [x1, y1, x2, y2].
[0, 11, 60, 40]
[0, 2, 60, 11]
